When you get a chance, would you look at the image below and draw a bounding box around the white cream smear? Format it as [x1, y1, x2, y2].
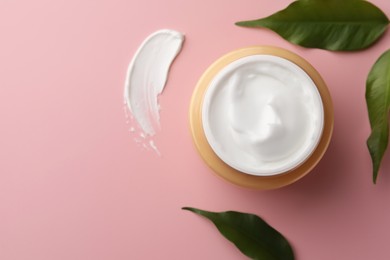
[124, 29, 184, 154]
[202, 55, 324, 176]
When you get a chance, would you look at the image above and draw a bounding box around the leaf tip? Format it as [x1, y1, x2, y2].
[235, 21, 246, 27]
[235, 20, 260, 28]
[182, 207, 195, 212]
[373, 170, 379, 184]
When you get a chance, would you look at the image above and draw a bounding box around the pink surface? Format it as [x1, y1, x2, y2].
[1, 0, 390, 259]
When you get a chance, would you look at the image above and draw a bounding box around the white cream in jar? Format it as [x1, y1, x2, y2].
[202, 55, 324, 176]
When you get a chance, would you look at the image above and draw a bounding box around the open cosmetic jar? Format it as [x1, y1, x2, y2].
[189, 46, 333, 189]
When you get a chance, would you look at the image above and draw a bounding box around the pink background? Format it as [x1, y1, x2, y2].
[1, 0, 390, 259]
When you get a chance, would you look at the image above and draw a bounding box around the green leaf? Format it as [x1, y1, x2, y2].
[366, 49, 390, 183]
[182, 207, 294, 260]
[236, 0, 389, 51]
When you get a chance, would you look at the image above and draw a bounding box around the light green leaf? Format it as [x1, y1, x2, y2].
[366, 49, 390, 183]
[236, 0, 389, 51]
[182, 207, 294, 260]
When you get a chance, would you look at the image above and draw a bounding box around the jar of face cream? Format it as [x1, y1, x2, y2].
[189, 46, 333, 189]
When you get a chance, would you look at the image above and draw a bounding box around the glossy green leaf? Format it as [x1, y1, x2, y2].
[182, 207, 294, 260]
[366, 49, 390, 183]
[236, 0, 389, 51]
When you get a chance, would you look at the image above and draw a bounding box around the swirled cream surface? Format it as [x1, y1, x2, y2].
[202, 55, 324, 176]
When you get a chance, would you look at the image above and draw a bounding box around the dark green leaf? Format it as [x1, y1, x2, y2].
[182, 207, 294, 260]
[366, 49, 390, 183]
[236, 0, 389, 51]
